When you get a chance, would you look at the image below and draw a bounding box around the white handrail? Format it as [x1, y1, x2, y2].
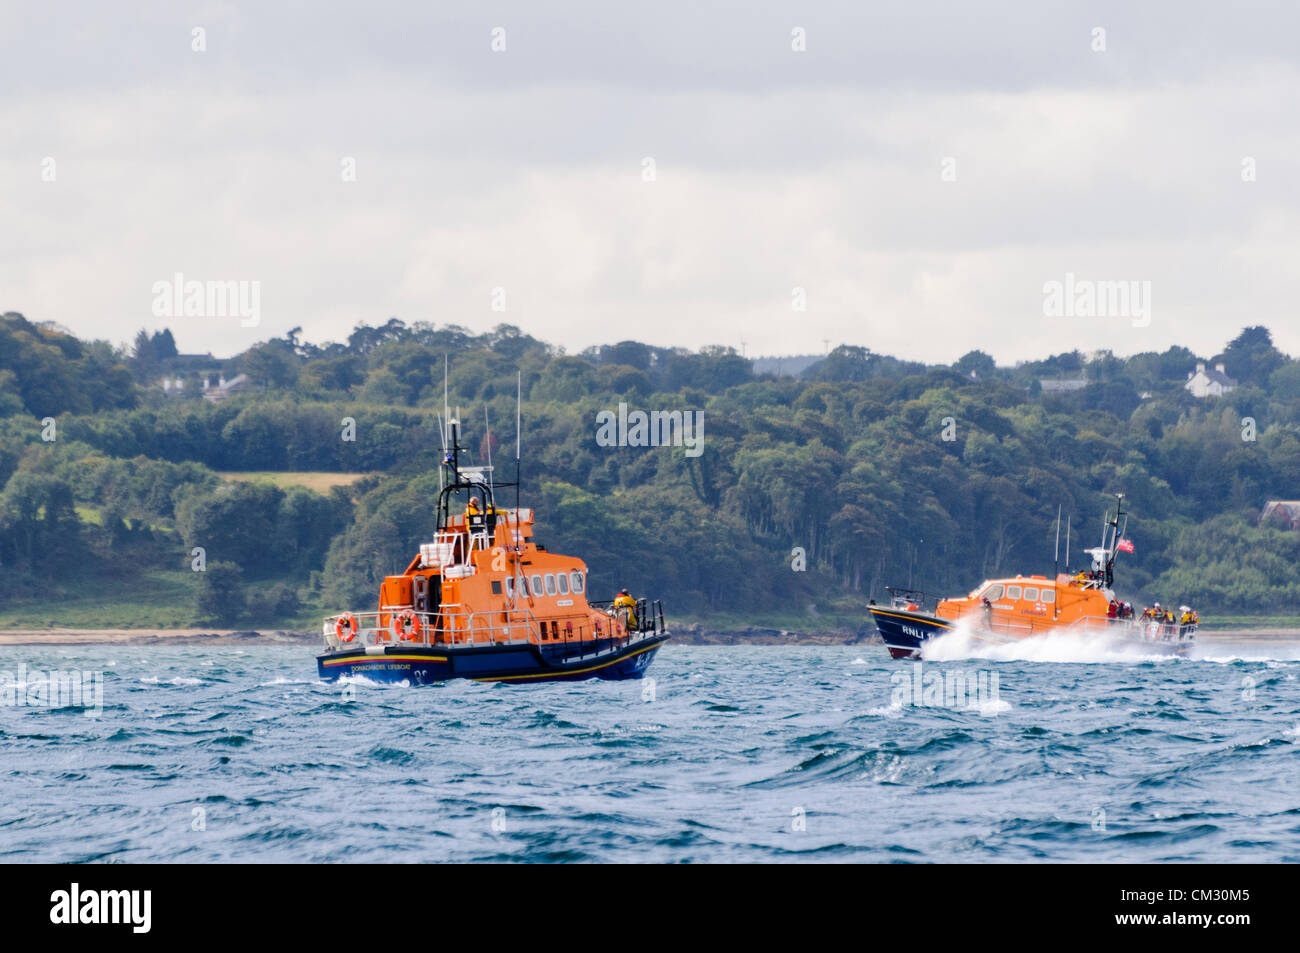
[322, 607, 544, 651]
[321, 607, 663, 654]
[959, 611, 1195, 642]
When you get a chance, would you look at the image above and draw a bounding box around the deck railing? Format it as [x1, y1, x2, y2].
[322, 602, 669, 654]
[586, 598, 665, 635]
[964, 611, 1195, 642]
[322, 608, 539, 651]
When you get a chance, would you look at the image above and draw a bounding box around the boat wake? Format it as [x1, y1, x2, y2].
[918, 621, 1300, 663]
[919, 621, 1178, 664]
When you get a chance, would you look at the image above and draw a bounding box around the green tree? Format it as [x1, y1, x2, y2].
[196, 560, 246, 625]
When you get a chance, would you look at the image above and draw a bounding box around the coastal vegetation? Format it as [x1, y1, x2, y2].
[3, 310, 1299, 629]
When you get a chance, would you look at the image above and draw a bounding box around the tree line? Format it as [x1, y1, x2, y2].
[2, 311, 1299, 624]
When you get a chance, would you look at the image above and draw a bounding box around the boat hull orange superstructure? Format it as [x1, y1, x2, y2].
[317, 419, 668, 684]
[869, 496, 1197, 658]
[936, 573, 1109, 633]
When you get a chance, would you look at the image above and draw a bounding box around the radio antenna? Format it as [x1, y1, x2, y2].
[1054, 504, 1062, 566]
[514, 370, 522, 526]
[1053, 505, 1062, 619]
[484, 404, 494, 496]
[436, 412, 446, 491]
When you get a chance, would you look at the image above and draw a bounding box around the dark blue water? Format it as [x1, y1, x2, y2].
[2, 642, 1299, 862]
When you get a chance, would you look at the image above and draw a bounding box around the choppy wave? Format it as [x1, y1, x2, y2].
[1, 643, 1299, 862]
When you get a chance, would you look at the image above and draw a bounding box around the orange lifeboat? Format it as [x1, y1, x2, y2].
[868, 495, 1197, 659]
[317, 416, 669, 684]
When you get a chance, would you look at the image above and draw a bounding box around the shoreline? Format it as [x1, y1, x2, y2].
[0, 628, 317, 646]
[0, 625, 1298, 647]
[0, 627, 870, 647]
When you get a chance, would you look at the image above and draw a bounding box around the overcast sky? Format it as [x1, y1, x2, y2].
[3, 2, 1299, 364]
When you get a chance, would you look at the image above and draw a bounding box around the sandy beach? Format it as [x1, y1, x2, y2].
[0, 628, 317, 646]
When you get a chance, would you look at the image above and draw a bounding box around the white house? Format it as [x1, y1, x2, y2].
[202, 373, 250, 403]
[1185, 362, 1235, 398]
[1039, 376, 1088, 392]
[1260, 501, 1300, 530]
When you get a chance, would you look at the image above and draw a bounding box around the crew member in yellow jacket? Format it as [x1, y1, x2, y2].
[614, 588, 638, 630]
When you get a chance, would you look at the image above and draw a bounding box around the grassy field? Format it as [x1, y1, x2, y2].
[0, 570, 328, 631]
[217, 471, 371, 493]
[0, 570, 201, 629]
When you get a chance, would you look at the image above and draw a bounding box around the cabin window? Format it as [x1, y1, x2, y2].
[557, 572, 570, 595]
[1006, 585, 1022, 600]
[530, 574, 544, 596]
[491, 580, 502, 595]
[1023, 586, 1039, 602]
[982, 583, 1004, 601]
[544, 574, 557, 596]
[571, 571, 584, 594]
[1042, 588, 1056, 603]
[505, 577, 514, 598]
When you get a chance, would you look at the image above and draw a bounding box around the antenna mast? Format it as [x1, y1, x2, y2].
[484, 405, 494, 497]
[513, 371, 523, 609]
[1053, 504, 1062, 619]
[1054, 504, 1062, 569]
[436, 412, 447, 491]
[515, 370, 522, 522]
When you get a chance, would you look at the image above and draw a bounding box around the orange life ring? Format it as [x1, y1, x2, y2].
[336, 613, 359, 643]
[395, 609, 422, 641]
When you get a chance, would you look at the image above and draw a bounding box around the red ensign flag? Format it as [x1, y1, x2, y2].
[1117, 538, 1135, 553]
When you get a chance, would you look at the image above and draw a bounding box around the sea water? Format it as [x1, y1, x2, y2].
[1, 641, 1298, 862]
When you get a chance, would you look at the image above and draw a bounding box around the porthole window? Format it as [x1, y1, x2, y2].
[982, 584, 1004, 601]
[531, 574, 544, 596]
[1023, 586, 1039, 601]
[505, 577, 514, 598]
[1006, 585, 1022, 600]
[571, 571, 585, 594]
[544, 574, 557, 596]
[557, 572, 570, 595]
[1042, 588, 1056, 603]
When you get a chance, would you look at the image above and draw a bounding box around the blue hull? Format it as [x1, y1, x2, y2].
[868, 606, 953, 659]
[317, 634, 667, 685]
